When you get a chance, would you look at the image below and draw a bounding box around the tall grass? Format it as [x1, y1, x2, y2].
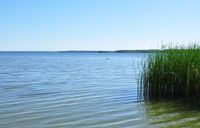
[141, 44, 200, 99]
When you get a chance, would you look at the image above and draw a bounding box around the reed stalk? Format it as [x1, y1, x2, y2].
[141, 44, 200, 99]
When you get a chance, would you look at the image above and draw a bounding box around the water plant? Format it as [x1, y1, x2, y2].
[141, 44, 200, 99]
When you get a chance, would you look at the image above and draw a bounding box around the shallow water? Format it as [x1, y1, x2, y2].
[0, 52, 199, 128]
[146, 99, 200, 128]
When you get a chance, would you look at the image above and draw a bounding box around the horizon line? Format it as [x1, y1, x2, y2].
[0, 49, 159, 52]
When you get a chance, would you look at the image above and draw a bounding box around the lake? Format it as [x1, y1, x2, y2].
[0, 52, 200, 128]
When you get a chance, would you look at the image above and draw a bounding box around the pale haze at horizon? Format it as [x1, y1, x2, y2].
[1, 0, 200, 51]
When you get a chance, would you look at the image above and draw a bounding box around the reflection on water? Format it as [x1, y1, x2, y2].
[146, 99, 200, 128]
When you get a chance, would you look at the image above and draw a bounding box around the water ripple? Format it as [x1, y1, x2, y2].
[0, 53, 147, 128]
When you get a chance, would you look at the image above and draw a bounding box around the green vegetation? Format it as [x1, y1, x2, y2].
[141, 44, 200, 99]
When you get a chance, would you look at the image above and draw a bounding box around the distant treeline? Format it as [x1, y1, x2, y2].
[115, 50, 158, 53]
[0, 50, 159, 53]
[58, 50, 158, 53]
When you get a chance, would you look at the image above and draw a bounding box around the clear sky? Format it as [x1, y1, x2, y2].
[1, 0, 200, 51]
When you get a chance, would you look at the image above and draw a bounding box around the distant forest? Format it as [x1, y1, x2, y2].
[59, 50, 158, 53]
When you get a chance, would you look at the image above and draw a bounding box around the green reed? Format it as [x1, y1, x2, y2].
[141, 44, 200, 99]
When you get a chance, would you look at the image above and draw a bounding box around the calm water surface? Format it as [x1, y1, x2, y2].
[0, 52, 199, 128]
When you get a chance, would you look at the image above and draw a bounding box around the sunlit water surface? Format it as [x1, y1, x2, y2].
[0, 52, 199, 128]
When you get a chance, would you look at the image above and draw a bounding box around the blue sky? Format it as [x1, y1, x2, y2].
[1, 0, 200, 51]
